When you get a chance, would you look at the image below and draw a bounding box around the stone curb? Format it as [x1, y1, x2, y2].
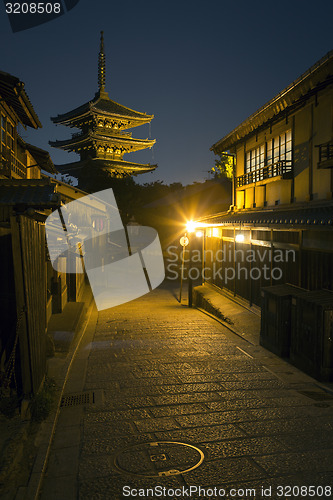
[19, 298, 96, 500]
[4, 291, 95, 500]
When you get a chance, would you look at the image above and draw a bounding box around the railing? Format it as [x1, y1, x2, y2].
[13, 156, 27, 178]
[316, 141, 333, 165]
[236, 160, 293, 187]
[97, 128, 132, 138]
[72, 129, 132, 139]
[0, 150, 27, 178]
[0, 158, 11, 177]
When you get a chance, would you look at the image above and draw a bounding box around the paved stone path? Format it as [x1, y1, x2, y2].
[41, 284, 333, 499]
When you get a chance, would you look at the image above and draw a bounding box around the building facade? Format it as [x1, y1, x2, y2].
[0, 70, 90, 398]
[0, 70, 57, 180]
[193, 51, 333, 307]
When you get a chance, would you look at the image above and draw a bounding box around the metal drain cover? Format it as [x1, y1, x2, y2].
[60, 389, 104, 408]
[61, 392, 94, 407]
[113, 441, 204, 478]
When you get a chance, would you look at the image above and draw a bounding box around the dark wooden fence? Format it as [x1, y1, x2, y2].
[0, 227, 17, 390]
[202, 228, 333, 307]
[9, 215, 46, 397]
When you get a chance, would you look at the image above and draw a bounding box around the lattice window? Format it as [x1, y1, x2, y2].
[245, 130, 292, 175]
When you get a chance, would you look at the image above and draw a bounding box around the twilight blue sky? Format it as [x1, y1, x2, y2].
[1, 0, 333, 185]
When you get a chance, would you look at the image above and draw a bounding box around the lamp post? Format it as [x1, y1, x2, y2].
[179, 233, 189, 303]
[188, 233, 193, 308]
[202, 229, 206, 285]
[184, 221, 197, 307]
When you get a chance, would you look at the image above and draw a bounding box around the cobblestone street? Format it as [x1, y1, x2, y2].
[40, 284, 333, 499]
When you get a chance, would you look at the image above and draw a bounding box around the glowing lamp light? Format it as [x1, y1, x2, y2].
[186, 220, 196, 233]
[235, 233, 245, 243]
[195, 231, 203, 238]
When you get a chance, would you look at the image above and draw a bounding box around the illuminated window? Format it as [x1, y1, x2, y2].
[1, 115, 15, 164]
[246, 145, 265, 173]
[245, 130, 292, 175]
[1, 116, 14, 149]
[1, 115, 6, 149]
[7, 121, 14, 150]
[268, 130, 292, 166]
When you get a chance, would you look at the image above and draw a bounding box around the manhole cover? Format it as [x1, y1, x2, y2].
[113, 441, 204, 478]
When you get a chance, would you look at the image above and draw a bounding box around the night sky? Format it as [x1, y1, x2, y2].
[1, 0, 333, 185]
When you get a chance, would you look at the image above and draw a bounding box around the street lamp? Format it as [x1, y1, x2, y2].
[186, 220, 196, 233]
[183, 222, 206, 306]
[179, 233, 189, 303]
[235, 233, 245, 243]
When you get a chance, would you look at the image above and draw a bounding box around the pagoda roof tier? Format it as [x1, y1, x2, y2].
[51, 90, 154, 130]
[55, 157, 157, 176]
[49, 131, 155, 153]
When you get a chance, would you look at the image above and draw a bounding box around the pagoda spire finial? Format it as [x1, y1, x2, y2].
[98, 30, 106, 91]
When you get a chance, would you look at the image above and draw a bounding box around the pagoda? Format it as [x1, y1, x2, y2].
[49, 32, 157, 179]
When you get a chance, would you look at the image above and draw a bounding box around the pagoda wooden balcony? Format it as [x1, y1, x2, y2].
[103, 129, 132, 138]
[236, 160, 293, 188]
[316, 141, 333, 169]
[72, 129, 132, 139]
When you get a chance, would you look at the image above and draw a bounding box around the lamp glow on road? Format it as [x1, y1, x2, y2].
[235, 233, 245, 243]
[186, 220, 196, 233]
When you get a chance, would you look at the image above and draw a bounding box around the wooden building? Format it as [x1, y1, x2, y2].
[0, 70, 57, 180]
[50, 32, 157, 183]
[193, 51, 333, 307]
[0, 70, 89, 399]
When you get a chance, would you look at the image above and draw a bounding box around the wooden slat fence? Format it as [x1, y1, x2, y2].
[10, 215, 46, 397]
